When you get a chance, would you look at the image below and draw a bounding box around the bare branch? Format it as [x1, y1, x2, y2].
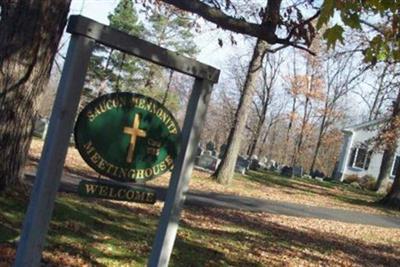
[159, 0, 319, 55]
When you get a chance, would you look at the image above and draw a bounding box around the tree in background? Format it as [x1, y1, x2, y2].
[318, 0, 400, 207]
[213, 38, 269, 184]
[211, 0, 320, 185]
[143, 4, 198, 90]
[247, 52, 283, 158]
[309, 45, 363, 174]
[86, 0, 145, 96]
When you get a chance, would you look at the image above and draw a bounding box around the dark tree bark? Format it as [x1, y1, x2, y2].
[213, 38, 269, 184]
[158, 0, 319, 54]
[375, 89, 400, 193]
[0, 1, 71, 191]
[380, 160, 400, 209]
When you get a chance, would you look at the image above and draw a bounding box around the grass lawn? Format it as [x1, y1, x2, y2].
[4, 138, 397, 266]
[1, 189, 400, 266]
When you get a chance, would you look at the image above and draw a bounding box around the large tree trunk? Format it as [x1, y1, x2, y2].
[375, 148, 396, 192]
[380, 165, 400, 209]
[375, 89, 400, 192]
[213, 39, 268, 184]
[0, 1, 71, 191]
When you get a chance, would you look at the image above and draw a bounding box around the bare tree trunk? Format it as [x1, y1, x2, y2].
[213, 39, 268, 184]
[0, 1, 71, 191]
[291, 93, 310, 169]
[380, 165, 400, 208]
[284, 97, 296, 164]
[309, 109, 327, 173]
[375, 148, 396, 192]
[248, 107, 267, 157]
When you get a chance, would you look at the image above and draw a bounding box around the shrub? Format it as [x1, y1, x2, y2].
[386, 181, 394, 194]
[343, 174, 359, 184]
[359, 175, 376, 191]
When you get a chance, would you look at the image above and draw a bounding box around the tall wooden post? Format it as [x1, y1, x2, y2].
[14, 15, 219, 267]
[14, 35, 94, 267]
[148, 78, 214, 267]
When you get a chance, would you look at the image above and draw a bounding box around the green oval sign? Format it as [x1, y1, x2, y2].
[74, 92, 180, 182]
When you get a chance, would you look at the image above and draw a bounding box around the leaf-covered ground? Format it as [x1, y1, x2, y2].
[1, 188, 400, 267]
[28, 138, 400, 216]
[5, 138, 397, 266]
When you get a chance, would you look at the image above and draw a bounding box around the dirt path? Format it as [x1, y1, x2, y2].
[25, 171, 400, 228]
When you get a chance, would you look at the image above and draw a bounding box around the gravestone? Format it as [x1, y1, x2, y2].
[292, 166, 304, 177]
[194, 154, 221, 172]
[280, 166, 293, 176]
[203, 150, 212, 156]
[33, 117, 49, 139]
[235, 156, 250, 175]
[311, 169, 326, 179]
[196, 145, 204, 156]
[206, 141, 215, 151]
[249, 159, 261, 171]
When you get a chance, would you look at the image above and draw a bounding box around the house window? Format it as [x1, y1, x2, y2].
[348, 147, 372, 170]
[391, 156, 400, 177]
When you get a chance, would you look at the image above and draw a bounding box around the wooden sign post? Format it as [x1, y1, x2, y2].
[14, 15, 219, 267]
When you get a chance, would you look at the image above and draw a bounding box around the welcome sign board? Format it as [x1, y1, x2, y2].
[74, 92, 180, 183]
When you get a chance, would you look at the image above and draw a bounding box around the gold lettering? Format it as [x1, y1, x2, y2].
[147, 147, 159, 156]
[128, 169, 136, 179]
[136, 169, 145, 179]
[85, 184, 98, 194]
[165, 155, 174, 167]
[134, 192, 143, 201]
[106, 99, 116, 110]
[126, 190, 135, 200]
[90, 152, 101, 164]
[108, 188, 117, 198]
[117, 189, 126, 198]
[144, 168, 152, 178]
[112, 165, 119, 176]
[159, 162, 166, 172]
[146, 193, 155, 203]
[119, 167, 128, 178]
[106, 163, 114, 174]
[87, 111, 96, 122]
[137, 99, 146, 109]
[152, 164, 160, 175]
[84, 141, 96, 155]
[97, 158, 106, 170]
[148, 139, 161, 147]
[132, 96, 140, 106]
[99, 186, 108, 196]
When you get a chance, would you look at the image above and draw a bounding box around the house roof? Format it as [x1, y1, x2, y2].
[342, 118, 387, 133]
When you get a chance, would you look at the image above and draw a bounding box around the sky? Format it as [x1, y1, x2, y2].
[64, 0, 380, 126]
[68, 0, 249, 70]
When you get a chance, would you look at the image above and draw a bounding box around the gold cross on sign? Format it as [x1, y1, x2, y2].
[124, 114, 147, 163]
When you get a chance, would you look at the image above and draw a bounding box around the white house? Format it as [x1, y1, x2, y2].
[335, 119, 400, 181]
